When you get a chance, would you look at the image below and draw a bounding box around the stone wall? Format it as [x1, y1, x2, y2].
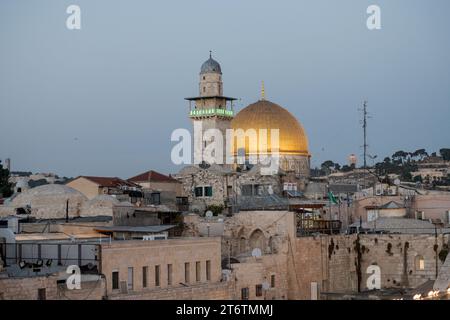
[289, 233, 449, 299]
[0, 275, 58, 300]
[108, 282, 232, 300]
[0, 275, 106, 300]
[100, 237, 222, 296]
[231, 254, 289, 300]
[57, 280, 105, 300]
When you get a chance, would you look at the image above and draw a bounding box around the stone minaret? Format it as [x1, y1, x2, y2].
[185, 53, 236, 166]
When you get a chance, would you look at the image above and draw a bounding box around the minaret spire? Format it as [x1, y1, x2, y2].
[261, 81, 266, 100]
[209, 50, 212, 59]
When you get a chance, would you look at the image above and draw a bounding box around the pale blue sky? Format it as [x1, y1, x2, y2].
[1, 0, 449, 178]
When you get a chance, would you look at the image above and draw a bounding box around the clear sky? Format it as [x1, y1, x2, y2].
[1, 0, 449, 178]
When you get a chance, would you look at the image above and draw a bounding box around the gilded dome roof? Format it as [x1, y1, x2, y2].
[231, 99, 310, 157]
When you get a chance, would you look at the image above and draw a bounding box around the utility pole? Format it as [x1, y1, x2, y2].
[362, 100, 368, 170]
[359, 101, 370, 188]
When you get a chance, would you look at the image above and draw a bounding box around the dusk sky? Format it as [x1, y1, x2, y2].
[1, 0, 449, 178]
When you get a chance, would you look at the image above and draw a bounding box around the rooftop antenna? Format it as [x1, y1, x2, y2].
[360, 101, 369, 169]
[359, 100, 372, 187]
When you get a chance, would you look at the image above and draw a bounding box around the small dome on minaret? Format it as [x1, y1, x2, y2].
[200, 51, 222, 74]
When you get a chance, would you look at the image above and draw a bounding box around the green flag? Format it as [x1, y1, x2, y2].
[328, 191, 339, 204]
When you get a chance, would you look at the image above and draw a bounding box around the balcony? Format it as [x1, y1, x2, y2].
[297, 218, 342, 236]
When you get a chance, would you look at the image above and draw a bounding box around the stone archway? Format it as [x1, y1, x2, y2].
[249, 229, 265, 253]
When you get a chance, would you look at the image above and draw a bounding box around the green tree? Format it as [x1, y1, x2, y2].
[321, 160, 335, 169]
[0, 160, 13, 198]
[440, 148, 450, 161]
[392, 150, 408, 164]
[412, 149, 428, 161]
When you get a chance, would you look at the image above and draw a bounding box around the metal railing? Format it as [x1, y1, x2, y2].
[297, 218, 342, 236]
[0, 242, 100, 273]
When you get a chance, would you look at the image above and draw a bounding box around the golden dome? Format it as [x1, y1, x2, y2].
[231, 99, 310, 157]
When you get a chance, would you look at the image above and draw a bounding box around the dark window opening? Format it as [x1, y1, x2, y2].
[155, 265, 160, 286]
[256, 284, 263, 297]
[151, 192, 161, 205]
[185, 262, 190, 283]
[204, 186, 213, 197]
[142, 266, 148, 288]
[195, 187, 203, 197]
[206, 260, 211, 281]
[112, 271, 119, 290]
[37, 288, 46, 300]
[196, 261, 201, 282]
[241, 287, 249, 300]
[167, 264, 173, 286]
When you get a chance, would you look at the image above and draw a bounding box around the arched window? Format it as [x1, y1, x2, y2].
[239, 237, 246, 254]
[268, 236, 273, 254]
[249, 229, 265, 253]
[415, 255, 425, 271]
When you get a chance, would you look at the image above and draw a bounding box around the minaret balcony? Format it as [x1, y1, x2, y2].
[189, 108, 234, 118]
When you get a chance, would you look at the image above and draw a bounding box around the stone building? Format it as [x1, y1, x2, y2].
[0, 184, 120, 219]
[66, 176, 140, 200]
[127, 170, 183, 196]
[175, 54, 311, 213]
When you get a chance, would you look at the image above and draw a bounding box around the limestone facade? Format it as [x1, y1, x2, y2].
[99, 237, 223, 297]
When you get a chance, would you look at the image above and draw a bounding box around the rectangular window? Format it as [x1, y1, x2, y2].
[196, 261, 201, 282]
[271, 274, 276, 288]
[167, 264, 173, 286]
[195, 187, 203, 197]
[37, 288, 46, 300]
[204, 186, 213, 197]
[419, 259, 425, 270]
[127, 267, 133, 290]
[256, 284, 263, 297]
[151, 192, 161, 205]
[185, 262, 190, 283]
[155, 265, 160, 286]
[242, 185, 253, 196]
[206, 260, 211, 281]
[241, 287, 249, 300]
[112, 271, 119, 290]
[142, 266, 148, 288]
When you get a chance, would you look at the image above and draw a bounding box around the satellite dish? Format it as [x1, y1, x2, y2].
[205, 210, 213, 218]
[394, 179, 400, 186]
[251, 248, 262, 258]
[262, 282, 270, 290]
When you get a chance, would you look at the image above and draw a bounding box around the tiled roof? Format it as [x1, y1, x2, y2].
[81, 176, 138, 188]
[128, 170, 179, 183]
